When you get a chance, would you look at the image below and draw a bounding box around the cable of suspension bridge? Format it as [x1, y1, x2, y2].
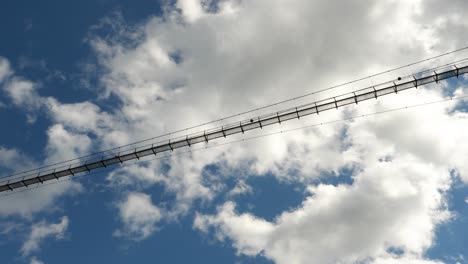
[4, 46, 468, 181]
[0, 59, 467, 192]
[2, 93, 467, 198]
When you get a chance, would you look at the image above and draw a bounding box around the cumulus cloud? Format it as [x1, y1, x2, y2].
[346, 87, 468, 182]
[2, 78, 41, 109]
[193, 87, 468, 264]
[115, 192, 163, 240]
[21, 216, 69, 256]
[227, 180, 252, 197]
[372, 256, 444, 264]
[0, 145, 82, 217]
[0, 182, 81, 218]
[78, 2, 468, 259]
[2, 0, 468, 262]
[30, 257, 45, 264]
[0, 146, 38, 173]
[0, 56, 12, 82]
[0, 59, 83, 217]
[176, 0, 206, 23]
[86, 0, 468, 185]
[108, 152, 218, 216]
[85, 0, 467, 193]
[0, 58, 42, 113]
[46, 98, 115, 135]
[44, 124, 93, 163]
[194, 157, 450, 264]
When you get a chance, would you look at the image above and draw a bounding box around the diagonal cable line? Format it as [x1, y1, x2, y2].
[0, 60, 468, 192]
[3, 47, 468, 181]
[2, 56, 468, 184]
[1, 61, 467, 192]
[2, 93, 466, 198]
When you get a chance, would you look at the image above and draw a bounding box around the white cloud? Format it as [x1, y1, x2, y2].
[194, 202, 274, 256]
[2, 0, 468, 261]
[0, 57, 43, 122]
[176, 0, 205, 23]
[2, 77, 41, 110]
[0, 60, 36, 122]
[0, 56, 12, 83]
[194, 87, 468, 263]
[0, 146, 82, 217]
[80, 1, 468, 257]
[0, 182, 82, 217]
[0, 59, 100, 218]
[108, 154, 216, 216]
[372, 256, 444, 264]
[346, 88, 468, 182]
[115, 192, 162, 240]
[87, 0, 468, 189]
[30, 257, 45, 264]
[194, 158, 450, 263]
[227, 180, 252, 197]
[44, 124, 92, 163]
[0, 146, 38, 173]
[21, 216, 69, 256]
[46, 99, 108, 132]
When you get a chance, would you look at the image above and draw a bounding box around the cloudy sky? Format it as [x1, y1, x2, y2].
[1, 0, 468, 263]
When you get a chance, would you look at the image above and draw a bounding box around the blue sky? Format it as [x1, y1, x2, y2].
[1, 1, 468, 264]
